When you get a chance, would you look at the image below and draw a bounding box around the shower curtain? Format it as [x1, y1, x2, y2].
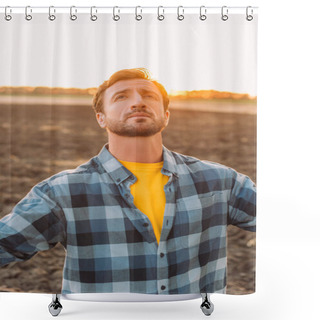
[0, 4, 257, 302]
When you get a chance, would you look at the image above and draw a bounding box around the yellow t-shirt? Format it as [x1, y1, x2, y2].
[119, 160, 169, 243]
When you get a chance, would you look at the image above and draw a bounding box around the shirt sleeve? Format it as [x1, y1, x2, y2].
[0, 181, 66, 267]
[227, 169, 256, 232]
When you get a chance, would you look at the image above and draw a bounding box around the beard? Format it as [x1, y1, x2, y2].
[105, 114, 167, 137]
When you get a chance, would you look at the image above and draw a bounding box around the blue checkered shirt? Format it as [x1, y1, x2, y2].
[0, 145, 256, 294]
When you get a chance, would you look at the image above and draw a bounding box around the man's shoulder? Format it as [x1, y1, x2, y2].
[41, 156, 103, 186]
[167, 149, 254, 190]
[168, 149, 232, 175]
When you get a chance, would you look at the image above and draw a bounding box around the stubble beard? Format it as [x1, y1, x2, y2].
[105, 116, 166, 137]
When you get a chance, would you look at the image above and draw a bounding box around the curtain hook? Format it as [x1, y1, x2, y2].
[221, 6, 228, 21]
[25, 6, 32, 21]
[5, 6, 12, 21]
[135, 6, 142, 21]
[200, 6, 207, 21]
[177, 6, 184, 21]
[157, 6, 165, 21]
[90, 6, 98, 21]
[113, 6, 120, 21]
[246, 6, 254, 21]
[49, 6, 56, 21]
[70, 6, 77, 21]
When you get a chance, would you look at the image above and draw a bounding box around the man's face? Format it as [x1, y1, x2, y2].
[96, 79, 170, 137]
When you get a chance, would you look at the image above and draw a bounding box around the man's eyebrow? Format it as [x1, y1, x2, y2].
[138, 88, 161, 96]
[110, 89, 131, 100]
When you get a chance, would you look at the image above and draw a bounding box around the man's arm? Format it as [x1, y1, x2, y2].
[227, 169, 256, 232]
[0, 181, 66, 267]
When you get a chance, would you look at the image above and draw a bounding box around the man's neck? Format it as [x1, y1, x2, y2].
[107, 133, 164, 163]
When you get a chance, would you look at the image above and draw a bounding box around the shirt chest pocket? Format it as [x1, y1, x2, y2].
[172, 192, 227, 247]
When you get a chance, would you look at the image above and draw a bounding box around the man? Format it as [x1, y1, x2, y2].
[0, 68, 256, 295]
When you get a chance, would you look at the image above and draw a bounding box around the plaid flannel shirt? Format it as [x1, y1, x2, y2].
[0, 144, 256, 294]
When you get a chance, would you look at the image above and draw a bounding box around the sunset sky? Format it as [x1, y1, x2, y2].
[0, 11, 257, 96]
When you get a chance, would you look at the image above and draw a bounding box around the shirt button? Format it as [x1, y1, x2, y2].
[125, 194, 130, 198]
[160, 253, 165, 258]
[161, 285, 166, 290]
[116, 178, 121, 182]
[143, 223, 149, 227]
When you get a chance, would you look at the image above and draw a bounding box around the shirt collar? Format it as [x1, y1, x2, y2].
[97, 144, 179, 184]
[161, 145, 179, 177]
[97, 144, 132, 185]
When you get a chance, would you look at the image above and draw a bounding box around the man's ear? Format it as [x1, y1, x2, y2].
[96, 112, 107, 129]
[164, 110, 170, 126]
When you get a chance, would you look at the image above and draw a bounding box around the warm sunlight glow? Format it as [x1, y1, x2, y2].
[0, 87, 257, 101]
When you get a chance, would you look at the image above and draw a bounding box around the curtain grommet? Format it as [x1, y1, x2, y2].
[157, 6, 165, 21]
[177, 6, 184, 21]
[113, 6, 120, 21]
[25, 6, 32, 21]
[70, 6, 77, 21]
[221, 6, 228, 21]
[90, 6, 98, 21]
[246, 6, 254, 21]
[49, 6, 56, 21]
[135, 6, 142, 21]
[200, 6, 207, 21]
[4, 6, 12, 21]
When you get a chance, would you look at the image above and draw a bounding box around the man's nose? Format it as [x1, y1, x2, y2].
[130, 92, 145, 109]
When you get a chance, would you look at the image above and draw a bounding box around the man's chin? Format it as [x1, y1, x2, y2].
[118, 130, 160, 137]
[106, 119, 165, 137]
[131, 118, 150, 123]
[108, 126, 159, 137]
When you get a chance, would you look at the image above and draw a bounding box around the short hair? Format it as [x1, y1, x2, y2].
[92, 68, 169, 113]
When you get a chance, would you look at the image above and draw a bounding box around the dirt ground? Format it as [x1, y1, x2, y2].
[0, 101, 256, 294]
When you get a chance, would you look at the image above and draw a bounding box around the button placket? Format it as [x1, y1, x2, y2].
[118, 179, 155, 243]
[157, 242, 169, 294]
[159, 182, 176, 242]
